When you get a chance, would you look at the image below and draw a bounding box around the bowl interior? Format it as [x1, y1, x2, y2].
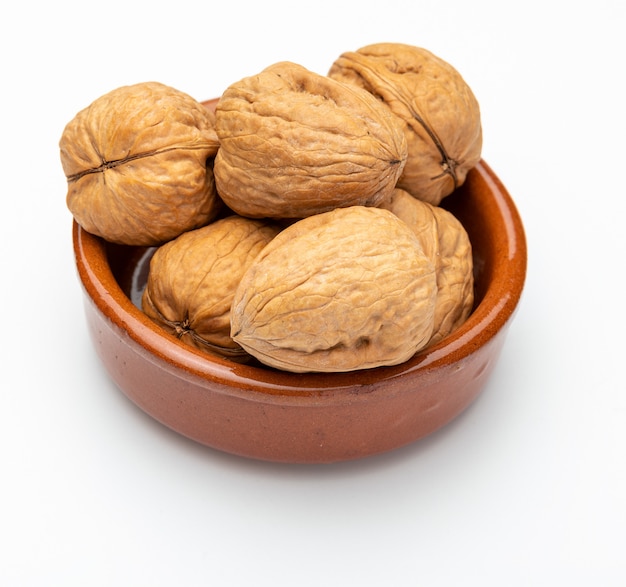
[83, 158, 525, 395]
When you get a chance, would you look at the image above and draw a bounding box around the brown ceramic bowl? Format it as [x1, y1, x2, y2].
[73, 102, 526, 463]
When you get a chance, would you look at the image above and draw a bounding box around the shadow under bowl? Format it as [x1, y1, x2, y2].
[73, 157, 527, 464]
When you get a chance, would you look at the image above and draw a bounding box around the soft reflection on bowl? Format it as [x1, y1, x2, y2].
[73, 102, 526, 463]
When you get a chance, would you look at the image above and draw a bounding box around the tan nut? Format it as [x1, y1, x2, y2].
[213, 61, 408, 219]
[60, 81, 221, 245]
[142, 215, 280, 357]
[381, 188, 474, 344]
[329, 43, 482, 205]
[231, 205, 437, 373]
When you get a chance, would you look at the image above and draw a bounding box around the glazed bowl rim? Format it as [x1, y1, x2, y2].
[73, 159, 526, 401]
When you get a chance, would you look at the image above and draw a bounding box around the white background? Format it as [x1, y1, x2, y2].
[2, 1, 625, 585]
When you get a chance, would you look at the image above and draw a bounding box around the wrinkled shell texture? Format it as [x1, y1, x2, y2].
[213, 61, 408, 219]
[61, 82, 221, 246]
[231, 206, 437, 373]
[142, 215, 280, 355]
[328, 43, 482, 206]
[382, 189, 474, 345]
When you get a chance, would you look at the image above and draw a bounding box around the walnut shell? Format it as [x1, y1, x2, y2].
[328, 43, 482, 205]
[60, 82, 221, 246]
[381, 188, 474, 344]
[231, 206, 437, 373]
[142, 215, 280, 357]
[213, 61, 408, 219]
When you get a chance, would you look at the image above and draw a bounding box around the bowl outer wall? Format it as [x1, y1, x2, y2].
[73, 156, 527, 464]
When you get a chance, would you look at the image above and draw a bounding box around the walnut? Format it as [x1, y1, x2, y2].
[142, 215, 280, 357]
[60, 81, 221, 246]
[328, 43, 482, 205]
[381, 188, 474, 344]
[230, 206, 437, 373]
[213, 61, 408, 219]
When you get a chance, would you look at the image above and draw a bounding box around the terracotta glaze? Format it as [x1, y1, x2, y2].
[73, 141, 526, 462]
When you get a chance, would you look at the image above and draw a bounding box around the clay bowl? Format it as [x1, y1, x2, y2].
[73, 144, 526, 463]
